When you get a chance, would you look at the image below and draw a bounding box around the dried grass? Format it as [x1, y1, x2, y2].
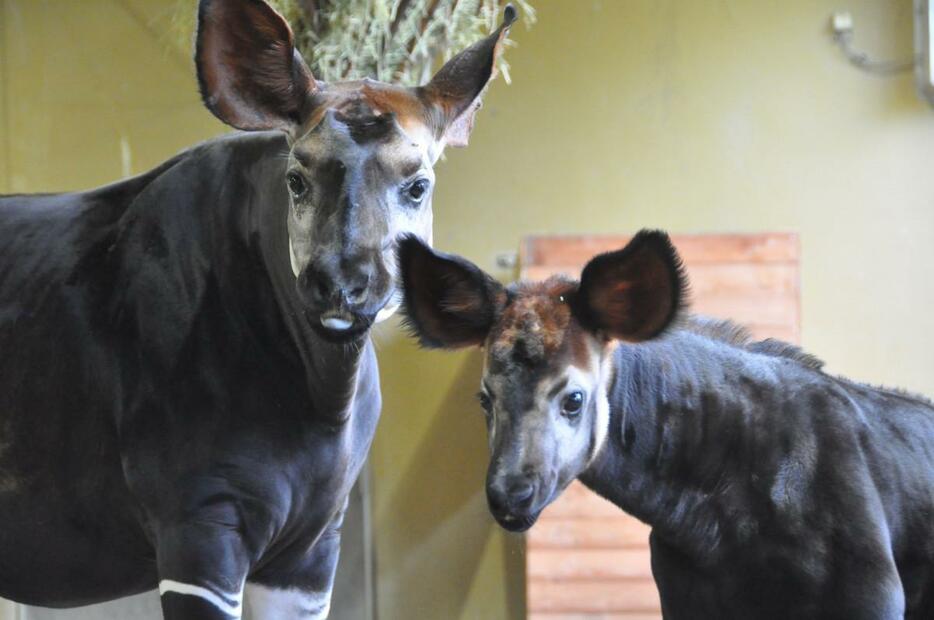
[173, 0, 535, 86]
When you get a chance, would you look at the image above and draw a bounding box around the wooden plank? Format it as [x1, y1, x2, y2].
[510, 288, 798, 337]
[528, 579, 661, 613]
[524, 272, 797, 325]
[528, 549, 654, 580]
[692, 293, 797, 327]
[687, 263, 798, 296]
[539, 482, 620, 518]
[521, 233, 798, 269]
[493, 279, 799, 341]
[525, 262, 798, 296]
[528, 516, 650, 550]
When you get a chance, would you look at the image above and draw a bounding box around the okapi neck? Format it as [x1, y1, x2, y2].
[579, 332, 776, 561]
[265, 229, 372, 428]
[245, 136, 374, 427]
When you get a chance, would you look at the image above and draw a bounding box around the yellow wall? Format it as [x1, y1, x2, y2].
[3, 2, 934, 620]
[0, 0, 224, 193]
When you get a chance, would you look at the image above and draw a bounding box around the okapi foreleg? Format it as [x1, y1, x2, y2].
[156, 520, 252, 620]
[244, 508, 345, 619]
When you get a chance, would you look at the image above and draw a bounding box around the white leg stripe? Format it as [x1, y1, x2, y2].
[245, 583, 331, 619]
[159, 579, 243, 618]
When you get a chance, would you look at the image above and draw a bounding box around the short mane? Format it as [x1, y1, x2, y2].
[678, 316, 825, 371]
[677, 316, 934, 408]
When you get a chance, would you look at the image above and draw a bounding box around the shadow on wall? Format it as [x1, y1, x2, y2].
[374, 332, 525, 619]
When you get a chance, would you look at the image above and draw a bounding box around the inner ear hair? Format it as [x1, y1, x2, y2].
[572, 230, 688, 342]
[195, 0, 316, 132]
[417, 4, 518, 147]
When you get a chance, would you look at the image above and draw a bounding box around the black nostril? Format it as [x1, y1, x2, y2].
[349, 285, 366, 302]
[506, 481, 535, 508]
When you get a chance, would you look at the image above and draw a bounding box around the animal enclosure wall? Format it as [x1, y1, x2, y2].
[520, 233, 800, 619]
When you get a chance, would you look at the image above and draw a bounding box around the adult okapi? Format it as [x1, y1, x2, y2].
[0, 0, 517, 617]
[397, 231, 934, 619]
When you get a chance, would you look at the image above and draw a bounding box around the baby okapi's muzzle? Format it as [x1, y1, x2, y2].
[486, 473, 542, 532]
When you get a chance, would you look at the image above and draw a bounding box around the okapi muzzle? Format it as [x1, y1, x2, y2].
[295, 244, 392, 339]
[483, 404, 562, 532]
[397, 231, 686, 531]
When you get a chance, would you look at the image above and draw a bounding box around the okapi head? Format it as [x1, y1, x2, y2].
[196, 0, 517, 342]
[398, 231, 687, 531]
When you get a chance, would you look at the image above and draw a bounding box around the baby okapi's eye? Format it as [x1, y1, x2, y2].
[477, 391, 492, 411]
[477, 391, 493, 414]
[561, 391, 584, 417]
[406, 178, 430, 203]
[287, 171, 307, 198]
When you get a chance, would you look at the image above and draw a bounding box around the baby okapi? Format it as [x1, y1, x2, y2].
[397, 231, 934, 620]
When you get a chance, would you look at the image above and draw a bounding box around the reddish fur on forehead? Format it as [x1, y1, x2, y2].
[361, 83, 433, 130]
[303, 81, 433, 136]
[489, 276, 593, 370]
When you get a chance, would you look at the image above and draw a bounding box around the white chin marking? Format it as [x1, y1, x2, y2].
[289, 238, 301, 278]
[321, 316, 353, 331]
[375, 303, 399, 323]
[159, 579, 243, 618]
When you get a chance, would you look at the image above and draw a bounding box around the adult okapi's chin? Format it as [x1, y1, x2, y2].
[398, 232, 934, 619]
[0, 0, 517, 617]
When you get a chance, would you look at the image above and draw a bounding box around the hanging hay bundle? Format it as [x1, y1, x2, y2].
[174, 0, 535, 86]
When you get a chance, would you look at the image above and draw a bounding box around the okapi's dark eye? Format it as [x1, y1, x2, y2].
[561, 391, 584, 417]
[287, 172, 307, 198]
[406, 178, 430, 203]
[477, 391, 493, 414]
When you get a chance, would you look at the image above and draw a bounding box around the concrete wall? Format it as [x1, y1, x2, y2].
[2, 1, 934, 619]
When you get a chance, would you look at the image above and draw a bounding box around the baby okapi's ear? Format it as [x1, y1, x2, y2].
[418, 5, 518, 147]
[196, 0, 316, 133]
[397, 236, 506, 349]
[572, 230, 687, 342]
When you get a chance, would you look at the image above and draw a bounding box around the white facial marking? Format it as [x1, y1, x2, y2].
[591, 348, 614, 460]
[289, 238, 302, 278]
[559, 345, 612, 465]
[375, 302, 399, 323]
[159, 579, 243, 618]
[245, 583, 331, 620]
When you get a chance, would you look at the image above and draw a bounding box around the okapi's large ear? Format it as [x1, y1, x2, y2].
[418, 5, 518, 147]
[398, 236, 506, 349]
[572, 230, 688, 342]
[196, 0, 316, 133]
